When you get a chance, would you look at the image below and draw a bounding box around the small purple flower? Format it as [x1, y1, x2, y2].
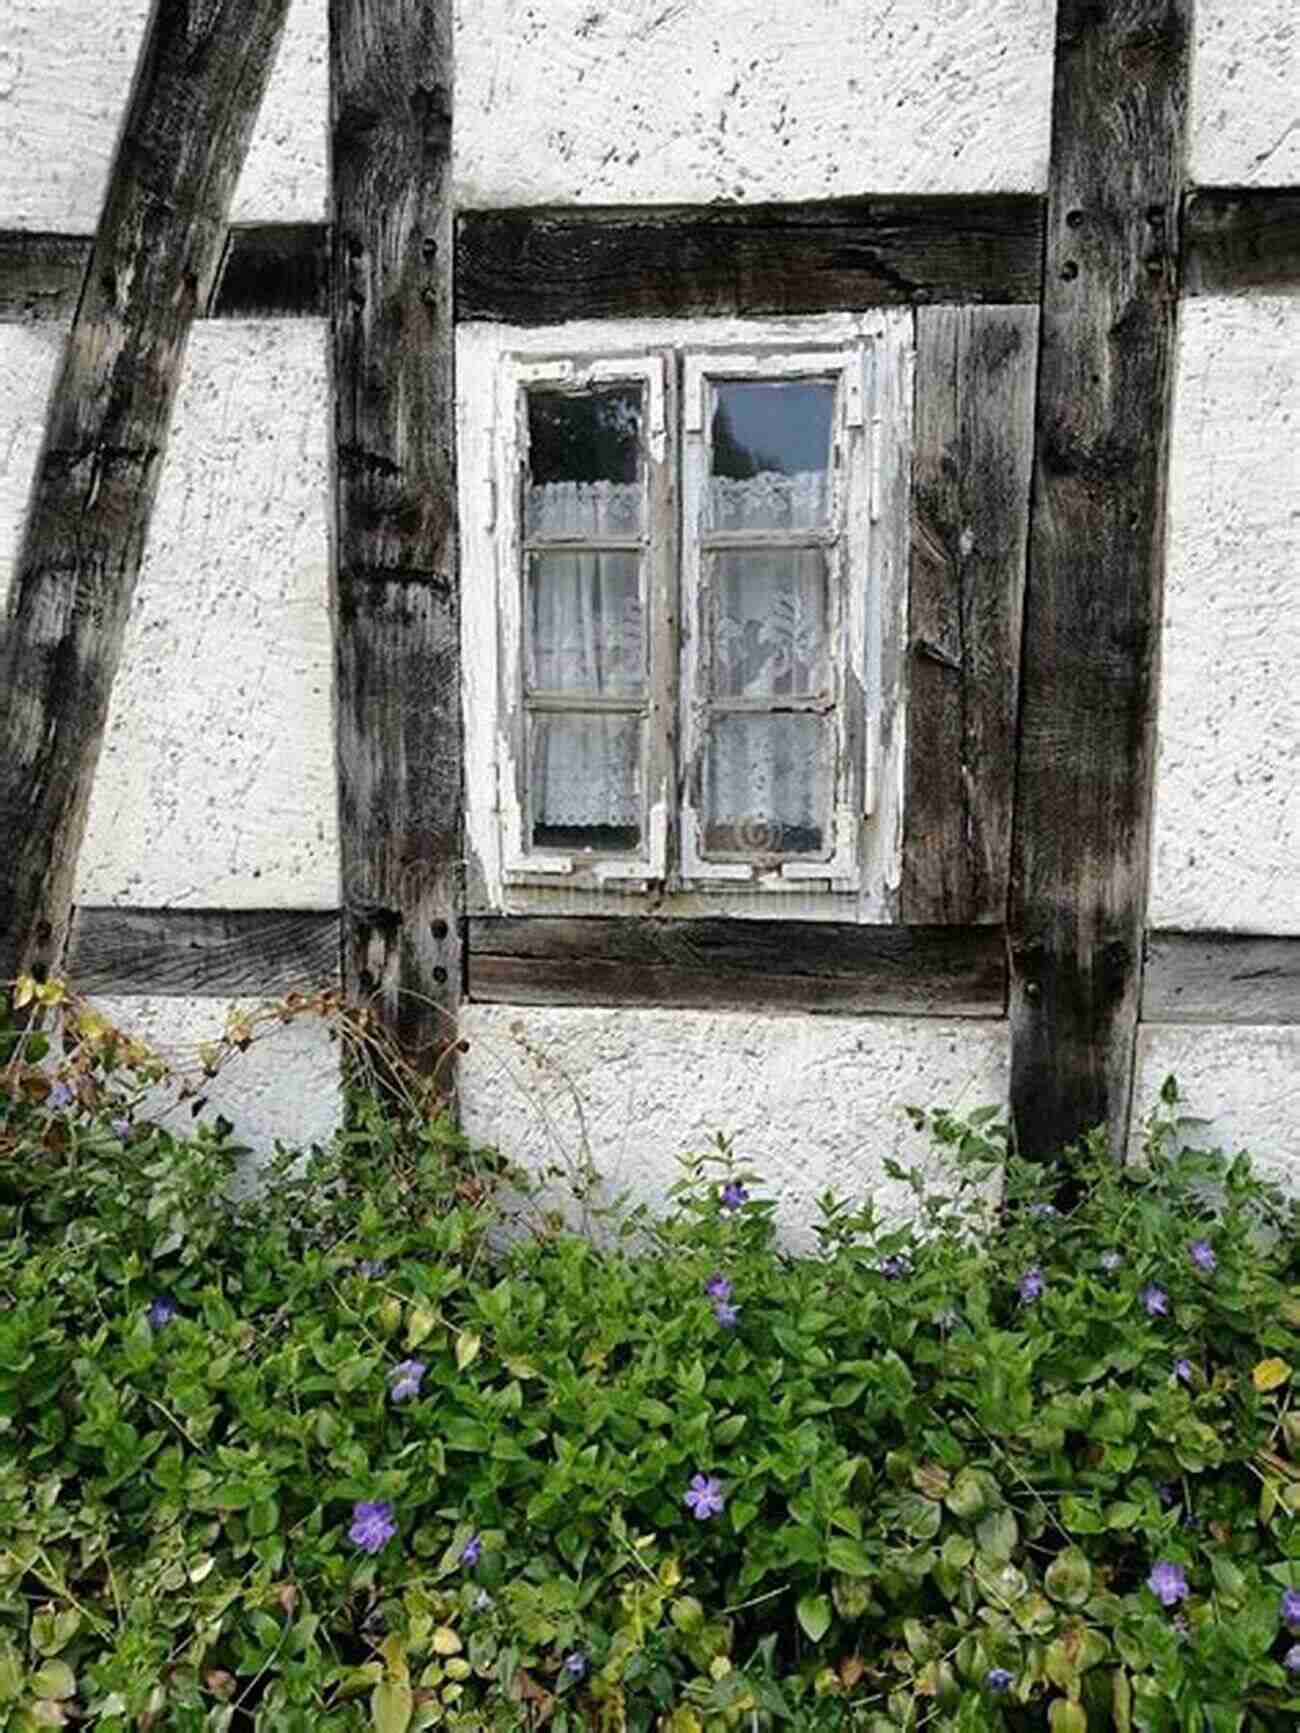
[1019, 1266, 1044, 1303]
[1142, 1284, 1169, 1317]
[1147, 1561, 1189, 1607]
[388, 1359, 427, 1403]
[1188, 1239, 1217, 1274]
[1172, 1612, 1189, 1640]
[111, 1117, 132, 1140]
[349, 1501, 396, 1554]
[563, 1653, 587, 1680]
[146, 1296, 177, 1330]
[985, 1668, 1014, 1692]
[460, 1533, 483, 1567]
[719, 1181, 749, 1212]
[878, 1255, 909, 1280]
[357, 1259, 386, 1278]
[1281, 1588, 1300, 1629]
[704, 1272, 732, 1302]
[712, 1299, 739, 1328]
[1028, 1203, 1058, 1219]
[1100, 1250, 1123, 1273]
[684, 1473, 726, 1520]
[1157, 1482, 1179, 1508]
[1174, 1358, 1194, 1384]
[1285, 1644, 1300, 1673]
[47, 1080, 75, 1110]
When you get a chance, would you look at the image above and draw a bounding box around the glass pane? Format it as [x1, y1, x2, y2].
[712, 548, 830, 698]
[708, 379, 834, 532]
[528, 552, 643, 696]
[530, 712, 642, 852]
[704, 713, 831, 857]
[526, 385, 643, 539]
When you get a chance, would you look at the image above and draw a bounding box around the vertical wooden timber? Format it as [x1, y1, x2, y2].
[329, 0, 462, 1088]
[0, 0, 292, 988]
[1008, 0, 1191, 1157]
[903, 305, 1038, 926]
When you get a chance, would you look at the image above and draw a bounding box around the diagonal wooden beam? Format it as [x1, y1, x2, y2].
[1008, 0, 1192, 1158]
[0, 0, 293, 988]
[329, 0, 462, 1087]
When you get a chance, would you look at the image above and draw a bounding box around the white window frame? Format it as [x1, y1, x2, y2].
[457, 312, 913, 924]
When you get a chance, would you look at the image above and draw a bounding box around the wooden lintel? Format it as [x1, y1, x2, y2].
[69, 907, 341, 997]
[1182, 186, 1300, 297]
[1144, 932, 1300, 1025]
[0, 0, 293, 990]
[1007, 0, 1192, 1159]
[457, 194, 1046, 323]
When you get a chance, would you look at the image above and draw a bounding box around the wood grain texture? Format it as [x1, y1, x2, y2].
[1008, 0, 1192, 1158]
[468, 918, 1006, 1017]
[457, 195, 1046, 323]
[1183, 187, 1300, 297]
[329, 0, 462, 1080]
[903, 305, 1038, 925]
[1144, 932, 1300, 1025]
[69, 907, 340, 996]
[0, 0, 293, 989]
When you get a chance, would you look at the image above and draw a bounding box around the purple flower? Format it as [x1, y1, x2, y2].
[357, 1259, 387, 1278]
[1282, 1588, 1300, 1629]
[48, 1080, 75, 1110]
[1028, 1203, 1058, 1219]
[461, 1533, 483, 1567]
[146, 1297, 177, 1330]
[878, 1255, 909, 1280]
[712, 1300, 739, 1329]
[388, 1359, 426, 1403]
[1019, 1266, 1044, 1302]
[704, 1273, 732, 1302]
[1100, 1250, 1123, 1272]
[1188, 1239, 1216, 1274]
[1157, 1482, 1179, 1508]
[1142, 1284, 1169, 1317]
[1147, 1561, 1189, 1607]
[719, 1182, 749, 1212]
[563, 1653, 587, 1679]
[1285, 1644, 1300, 1673]
[349, 1501, 396, 1554]
[985, 1668, 1014, 1692]
[111, 1117, 132, 1140]
[1174, 1358, 1194, 1384]
[683, 1473, 726, 1520]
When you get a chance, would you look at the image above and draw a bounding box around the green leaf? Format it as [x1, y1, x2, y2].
[796, 1593, 832, 1644]
[30, 1661, 76, 1701]
[1044, 1547, 1093, 1608]
[1060, 1495, 1106, 1534]
[827, 1536, 874, 1577]
[371, 1680, 413, 1733]
[945, 1467, 987, 1518]
[1048, 1701, 1087, 1733]
[456, 1331, 482, 1371]
[975, 1507, 1018, 1563]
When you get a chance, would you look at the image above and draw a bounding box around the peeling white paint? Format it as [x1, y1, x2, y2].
[75, 321, 339, 910]
[1150, 296, 1300, 934]
[459, 1003, 1009, 1246]
[454, 0, 1055, 207]
[1132, 1024, 1300, 1195]
[0, 324, 63, 616]
[1192, 0, 1300, 187]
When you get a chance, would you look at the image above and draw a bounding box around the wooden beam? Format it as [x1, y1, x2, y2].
[468, 918, 1006, 1018]
[903, 305, 1038, 925]
[0, 224, 330, 324]
[1007, 0, 1192, 1158]
[0, 0, 293, 990]
[457, 195, 1046, 323]
[1182, 187, 1300, 297]
[69, 907, 340, 997]
[1144, 932, 1300, 1025]
[329, 0, 462, 1082]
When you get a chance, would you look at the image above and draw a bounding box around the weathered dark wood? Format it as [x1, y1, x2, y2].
[0, 224, 331, 323]
[468, 919, 1006, 1017]
[329, 0, 462, 1083]
[1183, 187, 1300, 296]
[903, 305, 1038, 926]
[1144, 932, 1300, 1025]
[1008, 0, 1192, 1158]
[457, 195, 1046, 323]
[0, 0, 293, 990]
[69, 906, 340, 996]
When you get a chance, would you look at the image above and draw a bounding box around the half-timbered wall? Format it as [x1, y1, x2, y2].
[1, 0, 1296, 1216]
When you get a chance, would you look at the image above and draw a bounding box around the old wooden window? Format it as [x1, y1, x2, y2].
[459, 314, 912, 918]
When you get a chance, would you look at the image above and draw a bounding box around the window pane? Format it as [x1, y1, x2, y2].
[530, 712, 642, 852]
[528, 552, 643, 696]
[704, 713, 831, 856]
[526, 385, 643, 539]
[708, 380, 834, 532]
[712, 548, 830, 698]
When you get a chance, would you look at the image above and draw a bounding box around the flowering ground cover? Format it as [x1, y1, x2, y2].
[1, 993, 1299, 1731]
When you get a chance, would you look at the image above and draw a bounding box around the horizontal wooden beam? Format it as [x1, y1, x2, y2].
[1144, 931, 1300, 1025]
[468, 918, 1006, 1017]
[456, 195, 1046, 323]
[0, 224, 330, 324]
[69, 907, 340, 996]
[1182, 186, 1300, 297]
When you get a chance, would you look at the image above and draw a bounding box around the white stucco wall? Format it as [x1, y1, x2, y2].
[0, 324, 62, 616]
[75, 320, 339, 909]
[1149, 295, 1299, 934]
[459, 1004, 1009, 1245]
[1132, 1025, 1300, 1192]
[1191, 0, 1300, 187]
[0, 0, 326, 231]
[454, 0, 1056, 208]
